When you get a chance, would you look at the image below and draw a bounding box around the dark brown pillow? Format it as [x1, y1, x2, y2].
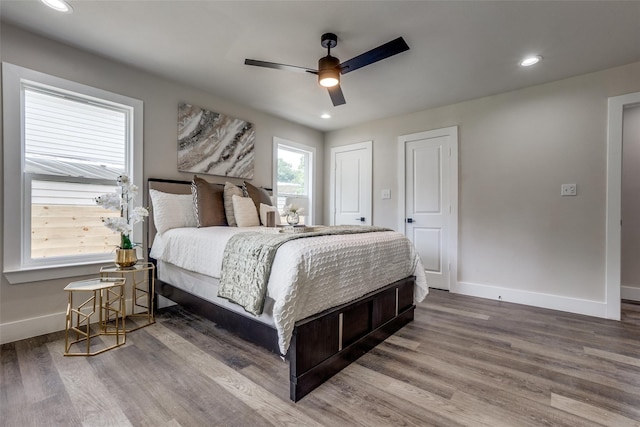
[243, 181, 273, 212]
[191, 176, 227, 227]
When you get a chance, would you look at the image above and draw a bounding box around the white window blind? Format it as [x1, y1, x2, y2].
[31, 180, 117, 205]
[24, 86, 126, 179]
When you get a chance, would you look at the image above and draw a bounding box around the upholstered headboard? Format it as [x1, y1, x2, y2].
[147, 178, 192, 248]
[147, 177, 273, 248]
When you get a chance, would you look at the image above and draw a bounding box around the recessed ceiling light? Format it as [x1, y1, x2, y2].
[520, 55, 542, 67]
[321, 113, 331, 119]
[40, 0, 73, 13]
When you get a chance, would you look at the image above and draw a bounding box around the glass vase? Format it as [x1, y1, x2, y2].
[286, 212, 300, 226]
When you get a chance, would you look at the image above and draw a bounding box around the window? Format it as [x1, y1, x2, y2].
[273, 137, 314, 225]
[3, 63, 143, 283]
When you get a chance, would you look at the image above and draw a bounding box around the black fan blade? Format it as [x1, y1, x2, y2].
[339, 37, 409, 75]
[328, 85, 346, 106]
[244, 59, 317, 74]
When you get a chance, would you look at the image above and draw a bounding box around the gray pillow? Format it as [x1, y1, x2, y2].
[244, 181, 272, 209]
[243, 181, 273, 225]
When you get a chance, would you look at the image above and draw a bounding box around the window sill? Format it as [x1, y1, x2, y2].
[3, 260, 116, 284]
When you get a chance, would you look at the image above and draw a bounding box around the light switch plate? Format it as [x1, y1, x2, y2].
[381, 189, 391, 199]
[561, 183, 577, 196]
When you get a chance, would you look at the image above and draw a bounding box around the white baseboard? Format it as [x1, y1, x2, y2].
[0, 311, 66, 345]
[454, 281, 608, 319]
[621, 285, 640, 301]
[0, 297, 145, 345]
[2, 283, 628, 344]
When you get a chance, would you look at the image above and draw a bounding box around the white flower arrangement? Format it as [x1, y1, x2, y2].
[282, 204, 304, 215]
[96, 174, 149, 249]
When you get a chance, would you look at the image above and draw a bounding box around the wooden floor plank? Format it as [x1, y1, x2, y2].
[342, 363, 498, 427]
[84, 343, 189, 427]
[550, 393, 640, 427]
[144, 322, 322, 427]
[128, 327, 279, 427]
[355, 343, 458, 401]
[0, 342, 30, 426]
[409, 310, 640, 421]
[584, 346, 640, 368]
[383, 334, 422, 351]
[423, 303, 492, 320]
[46, 339, 133, 426]
[305, 374, 437, 427]
[10, 334, 81, 427]
[2, 289, 639, 426]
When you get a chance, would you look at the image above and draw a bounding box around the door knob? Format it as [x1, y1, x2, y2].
[406, 218, 414, 223]
[357, 217, 365, 222]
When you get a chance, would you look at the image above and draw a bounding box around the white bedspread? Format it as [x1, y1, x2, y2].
[150, 226, 428, 354]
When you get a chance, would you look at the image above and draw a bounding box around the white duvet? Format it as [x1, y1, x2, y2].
[150, 226, 428, 354]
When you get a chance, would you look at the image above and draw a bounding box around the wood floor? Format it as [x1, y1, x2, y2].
[2, 290, 640, 426]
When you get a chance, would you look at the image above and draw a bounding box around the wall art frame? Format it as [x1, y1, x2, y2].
[177, 103, 255, 179]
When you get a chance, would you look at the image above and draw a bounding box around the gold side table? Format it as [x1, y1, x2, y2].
[100, 262, 155, 332]
[64, 277, 126, 356]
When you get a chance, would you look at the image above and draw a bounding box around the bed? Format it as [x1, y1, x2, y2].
[147, 178, 428, 401]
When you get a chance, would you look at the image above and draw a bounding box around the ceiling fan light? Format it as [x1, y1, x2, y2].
[318, 56, 340, 88]
[319, 74, 339, 88]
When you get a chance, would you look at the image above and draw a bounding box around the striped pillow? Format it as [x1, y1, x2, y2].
[223, 182, 244, 226]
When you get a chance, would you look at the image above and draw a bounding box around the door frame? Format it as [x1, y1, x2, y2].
[329, 141, 372, 226]
[605, 91, 640, 320]
[397, 126, 459, 292]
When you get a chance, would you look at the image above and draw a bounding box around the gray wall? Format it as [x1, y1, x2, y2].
[325, 61, 640, 306]
[0, 24, 323, 341]
[622, 105, 640, 294]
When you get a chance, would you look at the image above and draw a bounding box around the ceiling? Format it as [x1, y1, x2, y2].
[1, 1, 639, 132]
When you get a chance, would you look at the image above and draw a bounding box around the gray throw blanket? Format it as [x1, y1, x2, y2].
[217, 225, 390, 315]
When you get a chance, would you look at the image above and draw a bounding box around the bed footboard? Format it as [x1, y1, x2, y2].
[289, 276, 415, 401]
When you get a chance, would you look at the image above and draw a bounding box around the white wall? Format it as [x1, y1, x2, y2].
[0, 24, 324, 343]
[621, 105, 640, 300]
[325, 61, 640, 315]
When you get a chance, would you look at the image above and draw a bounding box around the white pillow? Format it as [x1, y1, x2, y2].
[231, 194, 260, 227]
[149, 189, 197, 234]
[259, 203, 281, 226]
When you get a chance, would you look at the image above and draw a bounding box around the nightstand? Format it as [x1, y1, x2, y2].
[100, 262, 155, 332]
[64, 277, 126, 356]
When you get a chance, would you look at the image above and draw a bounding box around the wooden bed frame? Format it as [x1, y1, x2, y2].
[147, 178, 416, 401]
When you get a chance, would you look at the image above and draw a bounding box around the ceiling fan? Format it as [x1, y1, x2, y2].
[244, 33, 410, 106]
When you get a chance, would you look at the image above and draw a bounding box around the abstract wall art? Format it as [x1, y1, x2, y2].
[177, 103, 255, 179]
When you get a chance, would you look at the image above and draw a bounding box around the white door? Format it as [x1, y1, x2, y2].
[399, 127, 458, 291]
[330, 141, 372, 226]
